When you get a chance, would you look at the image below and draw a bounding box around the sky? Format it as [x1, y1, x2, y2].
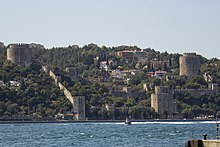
[0, 0, 220, 59]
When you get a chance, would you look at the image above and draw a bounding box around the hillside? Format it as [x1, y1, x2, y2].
[1, 44, 220, 120]
[0, 47, 72, 119]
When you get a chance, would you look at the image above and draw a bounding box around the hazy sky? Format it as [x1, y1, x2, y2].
[1, 0, 220, 59]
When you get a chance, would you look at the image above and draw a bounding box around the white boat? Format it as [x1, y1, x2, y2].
[125, 118, 131, 125]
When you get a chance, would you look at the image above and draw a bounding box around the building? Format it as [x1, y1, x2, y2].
[151, 86, 174, 116]
[154, 70, 167, 79]
[117, 50, 134, 60]
[100, 61, 109, 71]
[149, 60, 169, 70]
[179, 53, 200, 77]
[117, 50, 148, 62]
[7, 43, 32, 66]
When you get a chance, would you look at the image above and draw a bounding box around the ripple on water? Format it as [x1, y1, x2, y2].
[0, 121, 217, 146]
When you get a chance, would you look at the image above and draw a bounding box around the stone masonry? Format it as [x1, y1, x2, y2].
[42, 65, 86, 120]
[179, 53, 200, 77]
[7, 43, 32, 66]
[151, 86, 174, 116]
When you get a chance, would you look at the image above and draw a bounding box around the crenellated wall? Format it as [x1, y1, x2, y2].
[58, 82, 74, 104]
[42, 65, 85, 120]
[174, 89, 218, 98]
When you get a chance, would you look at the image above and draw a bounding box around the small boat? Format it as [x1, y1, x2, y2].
[125, 118, 131, 125]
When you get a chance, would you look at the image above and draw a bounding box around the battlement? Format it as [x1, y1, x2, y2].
[174, 89, 216, 92]
[174, 88, 217, 98]
[183, 53, 197, 56]
[8, 43, 30, 48]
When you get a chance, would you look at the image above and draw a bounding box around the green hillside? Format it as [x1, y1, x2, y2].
[1, 44, 220, 120]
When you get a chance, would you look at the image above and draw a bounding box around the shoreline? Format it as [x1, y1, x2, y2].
[0, 119, 217, 124]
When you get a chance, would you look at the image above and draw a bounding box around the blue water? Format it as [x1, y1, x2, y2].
[0, 121, 217, 147]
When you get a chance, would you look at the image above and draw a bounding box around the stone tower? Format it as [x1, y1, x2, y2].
[7, 43, 32, 66]
[151, 86, 174, 116]
[73, 96, 86, 120]
[179, 53, 200, 77]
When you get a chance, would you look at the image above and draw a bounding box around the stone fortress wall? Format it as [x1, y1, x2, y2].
[151, 86, 174, 116]
[179, 53, 200, 77]
[42, 65, 85, 120]
[151, 83, 218, 116]
[7, 43, 32, 66]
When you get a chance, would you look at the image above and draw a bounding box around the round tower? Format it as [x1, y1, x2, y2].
[179, 53, 200, 77]
[7, 43, 32, 66]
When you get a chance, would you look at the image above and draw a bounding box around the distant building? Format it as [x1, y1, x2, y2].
[151, 86, 174, 116]
[179, 53, 200, 77]
[100, 61, 108, 71]
[149, 60, 169, 70]
[117, 50, 148, 62]
[203, 72, 213, 82]
[9, 81, 20, 87]
[154, 70, 167, 79]
[146, 71, 167, 79]
[117, 50, 134, 60]
[7, 43, 32, 66]
[146, 72, 155, 78]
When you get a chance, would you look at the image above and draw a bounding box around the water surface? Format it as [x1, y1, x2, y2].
[0, 121, 217, 147]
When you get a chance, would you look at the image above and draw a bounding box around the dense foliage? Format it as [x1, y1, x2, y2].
[1, 44, 220, 120]
[0, 48, 72, 118]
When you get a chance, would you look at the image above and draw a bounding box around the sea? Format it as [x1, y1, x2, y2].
[0, 120, 218, 147]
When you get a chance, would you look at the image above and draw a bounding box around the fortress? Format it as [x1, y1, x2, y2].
[179, 53, 200, 77]
[151, 84, 218, 116]
[7, 43, 32, 66]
